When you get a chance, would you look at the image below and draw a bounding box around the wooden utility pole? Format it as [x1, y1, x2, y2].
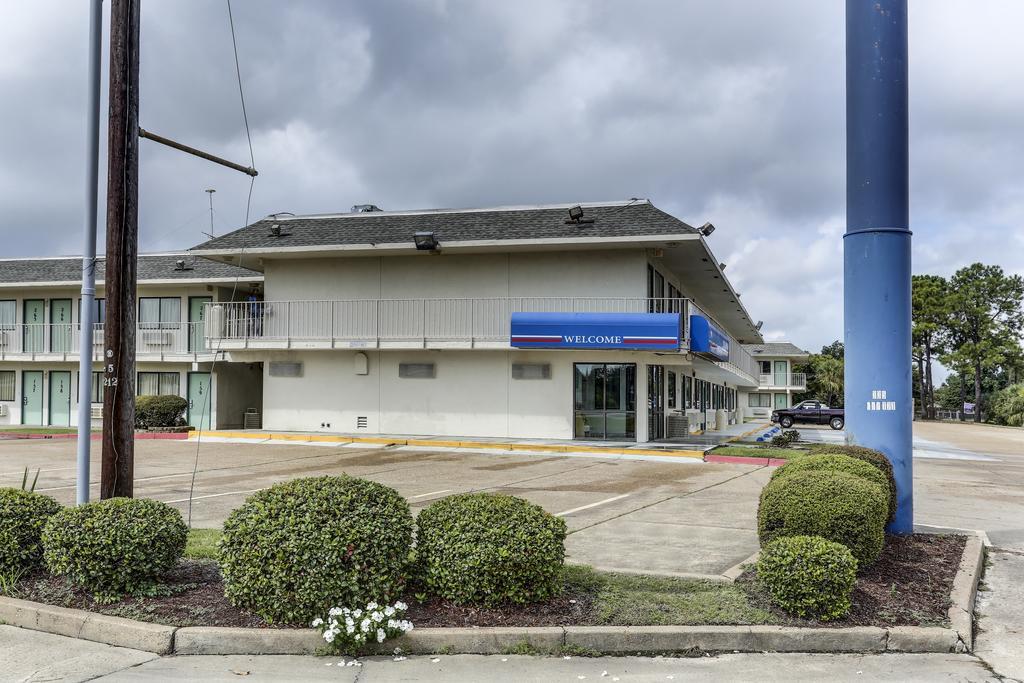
[102, 0, 140, 499]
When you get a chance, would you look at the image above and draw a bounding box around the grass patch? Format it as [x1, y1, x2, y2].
[712, 446, 796, 459]
[184, 528, 222, 561]
[563, 565, 775, 626]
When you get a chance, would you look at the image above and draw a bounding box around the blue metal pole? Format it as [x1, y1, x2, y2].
[845, 0, 912, 533]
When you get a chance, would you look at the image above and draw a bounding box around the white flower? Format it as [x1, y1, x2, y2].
[384, 606, 396, 617]
[377, 628, 386, 643]
[352, 609, 363, 618]
[366, 601, 379, 611]
[371, 611, 384, 623]
[360, 618, 371, 632]
[346, 623, 355, 634]
[329, 607, 343, 616]
[395, 601, 408, 611]
[323, 631, 336, 643]
[311, 618, 323, 627]
[387, 619, 397, 629]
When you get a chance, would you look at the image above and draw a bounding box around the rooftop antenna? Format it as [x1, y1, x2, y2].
[204, 188, 216, 238]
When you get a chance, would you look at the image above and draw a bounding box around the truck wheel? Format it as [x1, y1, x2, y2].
[830, 417, 844, 430]
[780, 416, 794, 428]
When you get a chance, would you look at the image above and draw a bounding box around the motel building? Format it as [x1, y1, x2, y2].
[742, 342, 811, 421]
[187, 199, 803, 443]
[0, 254, 263, 430]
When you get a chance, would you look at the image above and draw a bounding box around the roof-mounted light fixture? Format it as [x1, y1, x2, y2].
[268, 224, 292, 238]
[756, 320, 764, 330]
[565, 205, 595, 225]
[414, 231, 440, 251]
[719, 263, 727, 270]
[173, 259, 193, 272]
[699, 222, 715, 237]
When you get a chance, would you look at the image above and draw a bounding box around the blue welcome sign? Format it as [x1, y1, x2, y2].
[511, 312, 681, 350]
[689, 315, 730, 361]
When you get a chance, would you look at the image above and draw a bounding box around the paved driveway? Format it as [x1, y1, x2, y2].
[0, 437, 769, 579]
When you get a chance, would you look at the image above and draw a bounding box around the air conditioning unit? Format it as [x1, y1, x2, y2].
[0, 404, 8, 417]
[91, 405, 103, 420]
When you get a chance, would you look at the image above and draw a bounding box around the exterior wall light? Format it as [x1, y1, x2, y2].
[699, 222, 716, 237]
[414, 231, 439, 251]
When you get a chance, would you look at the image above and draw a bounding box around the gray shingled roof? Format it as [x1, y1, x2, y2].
[0, 254, 261, 285]
[189, 200, 698, 252]
[744, 342, 810, 357]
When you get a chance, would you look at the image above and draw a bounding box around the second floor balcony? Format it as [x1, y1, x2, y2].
[758, 372, 807, 389]
[0, 322, 217, 362]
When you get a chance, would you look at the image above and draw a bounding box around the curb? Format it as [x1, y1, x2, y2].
[0, 532, 984, 657]
[0, 432, 188, 441]
[703, 454, 788, 467]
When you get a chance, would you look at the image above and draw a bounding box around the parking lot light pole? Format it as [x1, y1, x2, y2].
[844, 0, 913, 533]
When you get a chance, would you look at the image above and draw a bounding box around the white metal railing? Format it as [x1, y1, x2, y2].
[0, 322, 216, 361]
[758, 372, 807, 389]
[206, 298, 694, 347]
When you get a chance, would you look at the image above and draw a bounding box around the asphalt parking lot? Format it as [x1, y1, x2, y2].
[0, 438, 770, 579]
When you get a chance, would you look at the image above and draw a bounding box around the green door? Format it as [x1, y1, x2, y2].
[773, 360, 788, 387]
[21, 371, 43, 425]
[187, 372, 212, 430]
[774, 392, 788, 410]
[189, 297, 212, 353]
[50, 299, 72, 353]
[23, 300, 44, 353]
[48, 371, 72, 426]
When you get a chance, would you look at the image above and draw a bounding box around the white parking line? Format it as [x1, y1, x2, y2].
[411, 489, 451, 499]
[0, 465, 76, 478]
[163, 488, 266, 504]
[555, 494, 630, 517]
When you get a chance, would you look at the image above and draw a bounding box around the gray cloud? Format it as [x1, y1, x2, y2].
[0, 0, 1021, 356]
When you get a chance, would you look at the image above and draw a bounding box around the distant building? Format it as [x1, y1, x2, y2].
[742, 342, 811, 419]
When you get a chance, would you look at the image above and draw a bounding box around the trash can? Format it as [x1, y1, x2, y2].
[715, 409, 728, 431]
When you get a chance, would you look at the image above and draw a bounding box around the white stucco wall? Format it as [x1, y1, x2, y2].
[263, 250, 648, 302]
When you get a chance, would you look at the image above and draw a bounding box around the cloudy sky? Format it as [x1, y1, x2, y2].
[1, 1, 1022, 356]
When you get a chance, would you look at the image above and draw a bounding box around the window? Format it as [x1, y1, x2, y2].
[758, 360, 771, 375]
[667, 371, 677, 409]
[137, 372, 180, 396]
[78, 298, 105, 326]
[76, 371, 104, 403]
[0, 301, 14, 330]
[399, 363, 435, 379]
[647, 265, 668, 312]
[748, 393, 772, 408]
[138, 297, 181, 329]
[512, 363, 551, 380]
[0, 371, 14, 401]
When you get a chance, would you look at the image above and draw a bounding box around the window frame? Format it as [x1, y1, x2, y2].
[0, 370, 14, 401]
[136, 371, 181, 396]
[138, 297, 182, 330]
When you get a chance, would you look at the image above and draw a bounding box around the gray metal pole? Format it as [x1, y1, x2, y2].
[76, 0, 104, 505]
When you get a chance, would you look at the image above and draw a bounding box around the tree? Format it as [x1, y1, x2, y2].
[991, 384, 1024, 426]
[941, 264, 1024, 423]
[912, 275, 950, 419]
[794, 341, 845, 407]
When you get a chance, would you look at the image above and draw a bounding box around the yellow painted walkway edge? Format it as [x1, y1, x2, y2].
[191, 430, 704, 460]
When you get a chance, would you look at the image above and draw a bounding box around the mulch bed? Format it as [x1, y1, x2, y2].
[11, 533, 966, 630]
[739, 533, 966, 628]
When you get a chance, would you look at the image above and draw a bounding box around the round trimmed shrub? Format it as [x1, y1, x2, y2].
[804, 444, 897, 524]
[757, 535, 857, 621]
[757, 470, 887, 567]
[770, 453, 891, 523]
[135, 395, 188, 429]
[417, 493, 567, 606]
[42, 498, 187, 600]
[219, 476, 413, 624]
[0, 488, 61, 575]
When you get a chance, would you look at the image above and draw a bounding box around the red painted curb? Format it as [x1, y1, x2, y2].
[0, 432, 189, 441]
[704, 454, 787, 467]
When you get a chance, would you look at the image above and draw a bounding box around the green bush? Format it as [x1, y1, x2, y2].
[804, 444, 897, 524]
[0, 488, 61, 575]
[42, 498, 187, 601]
[416, 493, 567, 606]
[770, 453, 891, 523]
[757, 535, 857, 621]
[757, 470, 887, 567]
[219, 476, 413, 624]
[135, 394, 188, 429]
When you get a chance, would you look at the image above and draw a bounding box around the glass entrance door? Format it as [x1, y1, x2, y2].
[647, 365, 665, 440]
[573, 363, 636, 440]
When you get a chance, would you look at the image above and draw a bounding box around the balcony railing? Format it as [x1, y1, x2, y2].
[0, 323, 216, 361]
[758, 373, 808, 389]
[205, 298, 693, 349]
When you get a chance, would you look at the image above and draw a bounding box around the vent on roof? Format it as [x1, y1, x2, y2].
[173, 259, 193, 272]
[351, 204, 382, 213]
[268, 224, 292, 238]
